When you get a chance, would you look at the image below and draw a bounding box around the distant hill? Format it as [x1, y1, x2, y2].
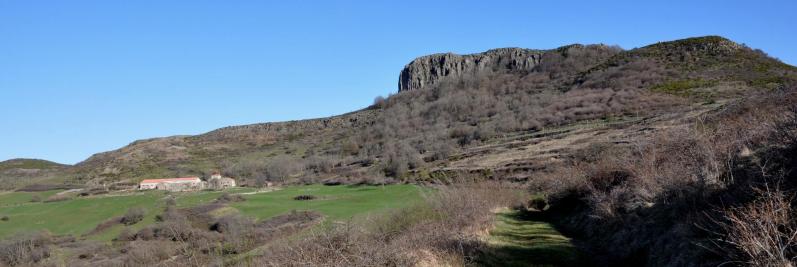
[0, 158, 66, 171]
[10, 36, 797, 189]
[0, 159, 69, 190]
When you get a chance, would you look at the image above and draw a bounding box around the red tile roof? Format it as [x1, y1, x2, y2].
[140, 177, 201, 184]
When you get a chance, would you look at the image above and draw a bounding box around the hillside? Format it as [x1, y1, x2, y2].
[0, 159, 66, 172]
[15, 36, 797, 188]
[4, 35, 797, 266]
[0, 159, 69, 190]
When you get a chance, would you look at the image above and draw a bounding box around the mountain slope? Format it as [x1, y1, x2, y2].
[0, 159, 69, 190]
[18, 36, 797, 188]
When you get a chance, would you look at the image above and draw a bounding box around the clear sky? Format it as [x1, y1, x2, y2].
[1, 0, 795, 164]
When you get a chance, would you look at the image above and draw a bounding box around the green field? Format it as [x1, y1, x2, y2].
[0, 190, 63, 206]
[232, 184, 422, 221]
[0, 184, 421, 240]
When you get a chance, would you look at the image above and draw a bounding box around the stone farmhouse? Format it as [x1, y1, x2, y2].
[139, 177, 204, 191]
[207, 172, 236, 189]
[138, 173, 237, 191]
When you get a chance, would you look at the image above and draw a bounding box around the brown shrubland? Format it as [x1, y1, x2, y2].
[527, 88, 797, 266]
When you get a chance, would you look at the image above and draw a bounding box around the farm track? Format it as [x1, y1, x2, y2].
[478, 209, 581, 267]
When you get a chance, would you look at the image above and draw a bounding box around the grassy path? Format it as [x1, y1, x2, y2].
[479, 209, 580, 267]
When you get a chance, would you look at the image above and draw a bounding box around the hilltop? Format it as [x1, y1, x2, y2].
[0, 159, 66, 172]
[13, 36, 797, 189]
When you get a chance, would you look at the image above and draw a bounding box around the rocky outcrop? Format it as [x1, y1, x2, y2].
[398, 48, 544, 92]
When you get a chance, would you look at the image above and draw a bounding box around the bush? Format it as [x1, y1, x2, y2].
[116, 227, 136, 241]
[29, 195, 41, 202]
[0, 232, 52, 266]
[43, 194, 71, 203]
[530, 88, 797, 265]
[216, 193, 245, 203]
[293, 195, 316, 201]
[121, 207, 146, 225]
[88, 217, 123, 235]
[720, 187, 797, 266]
[0, 216, 8, 222]
[155, 206, 184, 223]
[165, 197, 176, 206]
[528, 198, 547, 211]
[322, 179, 342, 186]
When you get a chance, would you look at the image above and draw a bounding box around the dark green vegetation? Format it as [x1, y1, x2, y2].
[479, 210, 579, 267]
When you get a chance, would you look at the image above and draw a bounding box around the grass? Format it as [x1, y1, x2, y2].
[173, 187, 255, 208]
[652, 79, 718, 96]
[478, 209, 580, 267]
[232, 184, 422, 221]
[0, 184, 421, 241]
[0, 191, 163, 239]
[0, 190, 62, 207]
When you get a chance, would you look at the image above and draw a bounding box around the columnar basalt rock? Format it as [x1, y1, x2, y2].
[398, 48, 545, 92]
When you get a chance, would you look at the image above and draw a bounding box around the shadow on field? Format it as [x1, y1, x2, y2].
[476, 210, 587, 267]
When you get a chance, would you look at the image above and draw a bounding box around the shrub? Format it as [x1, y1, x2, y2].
[121, 207, 146, 225]
[530, 88, 797, 265]
[372, 95, 386, 109]
[322, 179, 342, 186]
[29, 195, 41, 202]
[122, 241, 174, 265]
[293, 195, 316, 201]
[720, 187, 797, 266]
[43, 194, 71, 203]
[88, 217, 123, 235]
[528, 198, 547, 211]
[116, 227, 136, 241]
[341, 139, 360, 156]
[155, 205, 184, 223]
[165, 197, 177, 206]
[0, 216, 8, 222]
[0, 232, 52, 266]
[216, 193, 245, 203]
[306, 156, 335, 174]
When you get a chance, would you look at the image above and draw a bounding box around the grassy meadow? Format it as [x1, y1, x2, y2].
[0, 184, 422, 241]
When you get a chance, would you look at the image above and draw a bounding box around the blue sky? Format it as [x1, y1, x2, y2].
[1, 0, 795, 164]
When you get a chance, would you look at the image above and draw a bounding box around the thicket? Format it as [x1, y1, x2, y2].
[529, 88, 797, 266]
[0, 232, 52, 266]
[347, 45, 682, 179]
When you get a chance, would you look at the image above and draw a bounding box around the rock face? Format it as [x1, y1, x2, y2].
[398, 48, 544, 92]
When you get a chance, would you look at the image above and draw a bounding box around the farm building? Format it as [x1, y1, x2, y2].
[207, 172, 236, 189]
[139, 177, 204, 191]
